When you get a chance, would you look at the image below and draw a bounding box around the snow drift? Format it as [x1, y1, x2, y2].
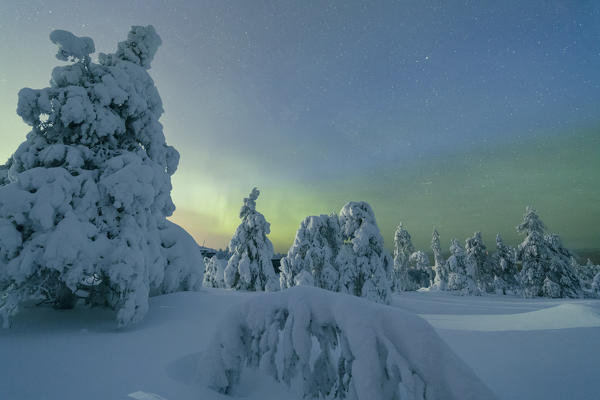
[199, 286, 496, 400]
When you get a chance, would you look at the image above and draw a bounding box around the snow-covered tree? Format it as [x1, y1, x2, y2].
[280, 202, 390, 304]
[492, 233, 519, 295]
[445, 239, 478, 295]
[279, 213, 341, 291]
[0, 27, 204, 328]
[431, 228, 445, 284]
[392, 223, 415, 291]
[337, 202, 391, 304]
[465, 232, 493, 293]
[224, 188, 278, 291]
[203, 252, 228, 289]
[432, 230, 450, 291]
[409, 250, 432, 289]
[516, 207, 581, 298]
[575, 258, 600, 296]
[592, 271, 600, 296]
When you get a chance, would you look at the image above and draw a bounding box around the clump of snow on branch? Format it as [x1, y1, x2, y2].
[199, 286, 497, 400]
[49, 30, 95, 62]
[0, 26, 203, 328]
[224, 188, 279, 291]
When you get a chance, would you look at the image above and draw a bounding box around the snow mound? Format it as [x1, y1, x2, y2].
[422, 302, 600, 331]
[199, 286, 496, 400]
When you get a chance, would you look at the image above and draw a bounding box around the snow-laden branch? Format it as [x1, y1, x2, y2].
[199, 286, 496, 400]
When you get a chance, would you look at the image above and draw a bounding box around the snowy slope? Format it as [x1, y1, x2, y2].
[1, 289, 599, 399]
[395, 291, 600, 400]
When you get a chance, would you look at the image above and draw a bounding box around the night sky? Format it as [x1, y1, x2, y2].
[1, 1, 599, 254]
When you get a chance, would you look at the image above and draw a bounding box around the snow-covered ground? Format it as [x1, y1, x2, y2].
[1, 289, 599, 400]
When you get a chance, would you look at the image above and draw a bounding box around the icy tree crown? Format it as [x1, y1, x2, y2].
[239, 187, 260, 218]
[517, 206, 545, 235]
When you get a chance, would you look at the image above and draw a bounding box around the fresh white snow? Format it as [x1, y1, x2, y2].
[1, 288, 599, 399]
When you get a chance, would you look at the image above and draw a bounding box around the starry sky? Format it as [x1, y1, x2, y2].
[1, 1, 599, 255]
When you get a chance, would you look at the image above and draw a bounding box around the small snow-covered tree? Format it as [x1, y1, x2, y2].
[431, 228, 445, 285]
[224, 188, 278, 291]
[576, 258, 600, 296]
[592, 272, 600, 296]
[445, 239, 478, 295]
[465, 232, 493, 293]
[203, 252, 228, 289]
[516, 207, 581, 298]
[337, 202, 391, 304]
[492, 233, 519, 295]
[279, 213, 341, 291]
[392, 223, 415, 291]
[409, 250, 432, 289]
[0, 27, 203, 327]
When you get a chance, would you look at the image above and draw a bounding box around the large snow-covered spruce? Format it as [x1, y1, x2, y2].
[224, 188, 279, 291]
[279, 201, 391, 304]
[199, 286, 497, 400]
[516, 207, 581, 298]
[0, 27, 204, 327]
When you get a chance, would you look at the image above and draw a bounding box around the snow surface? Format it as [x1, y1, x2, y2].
[1, 289, 599, 399]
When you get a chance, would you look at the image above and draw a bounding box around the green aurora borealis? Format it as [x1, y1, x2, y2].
[0, 1, 599, 255]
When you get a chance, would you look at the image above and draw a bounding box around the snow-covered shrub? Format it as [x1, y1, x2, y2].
[517, 207, 581, 298]
[280, 202, 390, 304]
[465, 232, 494, 293]
[294, 269, 315, 286]
[445, 239, 478, 295]
[575, 259, 600, 297]
[0, 26, 203, 327]
[492, 233, 520, 295]
[224, 188, 278, 291]
[542, 277, 561, 298]
[279, 213, 341, 291]
[203, 254, 228, 289]
[199, 286, 496, 400]
[336, 202, 391, 304]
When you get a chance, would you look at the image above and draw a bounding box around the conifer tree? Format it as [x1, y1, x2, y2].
[492, 233, 519, 295]
[517, 207, 581, 298]
[393, 223, 415, 291]
[224, 188, 278, 291]
[0, 27, 204, 327]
